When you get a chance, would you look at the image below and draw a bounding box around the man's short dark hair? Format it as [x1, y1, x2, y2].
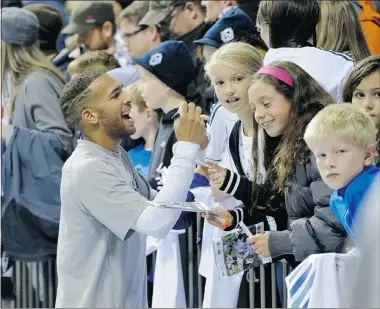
[60, 69, 107, 131]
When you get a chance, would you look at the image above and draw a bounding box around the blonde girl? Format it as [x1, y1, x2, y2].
[200, 42, 274, 308]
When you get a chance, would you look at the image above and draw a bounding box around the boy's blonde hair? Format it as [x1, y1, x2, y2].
[68, 51, 120, 77]
[124, 81, 147, 112]
[304, 103, 377, 150]
[204, 42, 262, 80]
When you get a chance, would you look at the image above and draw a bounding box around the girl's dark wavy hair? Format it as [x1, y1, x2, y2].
[250, 61, 336, 210]
[257, 0, 320, 48]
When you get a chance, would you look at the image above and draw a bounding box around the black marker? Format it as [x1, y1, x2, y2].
[171, 112, 180, 121]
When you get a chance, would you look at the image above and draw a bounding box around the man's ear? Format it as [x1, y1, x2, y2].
[82, 108, 99, 125]
[102, 21, 114, 39]
[364, 144, 377, 166]
[147, 25, 160, 42]
[185, 2, 197, 19]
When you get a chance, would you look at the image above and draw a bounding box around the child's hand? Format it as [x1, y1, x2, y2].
[207, 161, 228, 189]
[202, 206, 233, 230]
[247, 232, 271, 257]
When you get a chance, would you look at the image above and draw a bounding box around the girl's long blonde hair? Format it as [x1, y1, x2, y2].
[1, 40, 65, 117]
[316, 0, 370, 61]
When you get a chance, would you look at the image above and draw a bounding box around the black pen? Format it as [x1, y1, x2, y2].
[171, 112, 180, 121]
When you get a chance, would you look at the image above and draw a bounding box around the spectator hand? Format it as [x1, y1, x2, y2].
[202, 206, 233, 230]
[248, 232, 271, 258]
[207, 161, 228, 190]
[174, 102, 207, 145]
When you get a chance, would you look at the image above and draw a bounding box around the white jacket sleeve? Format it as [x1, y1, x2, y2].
[133, 141, 199, 238]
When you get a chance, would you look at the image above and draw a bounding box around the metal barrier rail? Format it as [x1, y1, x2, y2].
[3, 221, 291, 308]
[1, 260, 57, 309]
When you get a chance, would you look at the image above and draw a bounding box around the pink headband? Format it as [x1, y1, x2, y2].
[256, 66, 293, 87]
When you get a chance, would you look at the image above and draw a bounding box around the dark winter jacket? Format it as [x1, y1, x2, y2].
[219, 153, 347, 265]
[147, 108, 178, 190]
[2, 127, 70, 261]
[178, 22, 211, 112]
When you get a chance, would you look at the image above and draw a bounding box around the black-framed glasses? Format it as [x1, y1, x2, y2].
[122, 25, 148, 40]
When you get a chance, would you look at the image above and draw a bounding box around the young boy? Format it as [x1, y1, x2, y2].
[125, 81, 161, 178]
[304, 103, 379, 239]
[132, 40, 197, 190]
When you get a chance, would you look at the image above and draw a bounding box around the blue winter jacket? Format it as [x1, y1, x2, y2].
[330, 165, 380, 239]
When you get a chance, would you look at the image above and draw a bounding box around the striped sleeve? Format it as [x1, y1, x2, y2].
[225, 205, 245, 231]
[219, 169, 251, 206]
[218, 169, 286, 221]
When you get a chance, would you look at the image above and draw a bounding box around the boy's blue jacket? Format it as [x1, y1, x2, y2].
[330, 165, 379, 239]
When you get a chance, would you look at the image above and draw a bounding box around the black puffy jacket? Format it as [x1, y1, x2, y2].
[220, 153, 347, 264]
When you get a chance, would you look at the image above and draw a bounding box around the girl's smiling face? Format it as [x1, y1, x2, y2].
[249, 81, 291, 137]
[209, 62, 252, 115]
[352, 71, 380, 129]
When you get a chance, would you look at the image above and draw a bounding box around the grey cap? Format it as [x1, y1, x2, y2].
[139, 1, 172, 26]
[1, 7, 39, 45]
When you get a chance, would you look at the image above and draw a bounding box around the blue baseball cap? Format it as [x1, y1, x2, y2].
[132, 41, 196, 97]
[194, 7, 255, 48]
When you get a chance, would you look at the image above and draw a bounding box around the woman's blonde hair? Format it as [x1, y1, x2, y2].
[316, 0, 370, 61]
[1, 40, 65, 117]
[204, 42, 262, 80]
